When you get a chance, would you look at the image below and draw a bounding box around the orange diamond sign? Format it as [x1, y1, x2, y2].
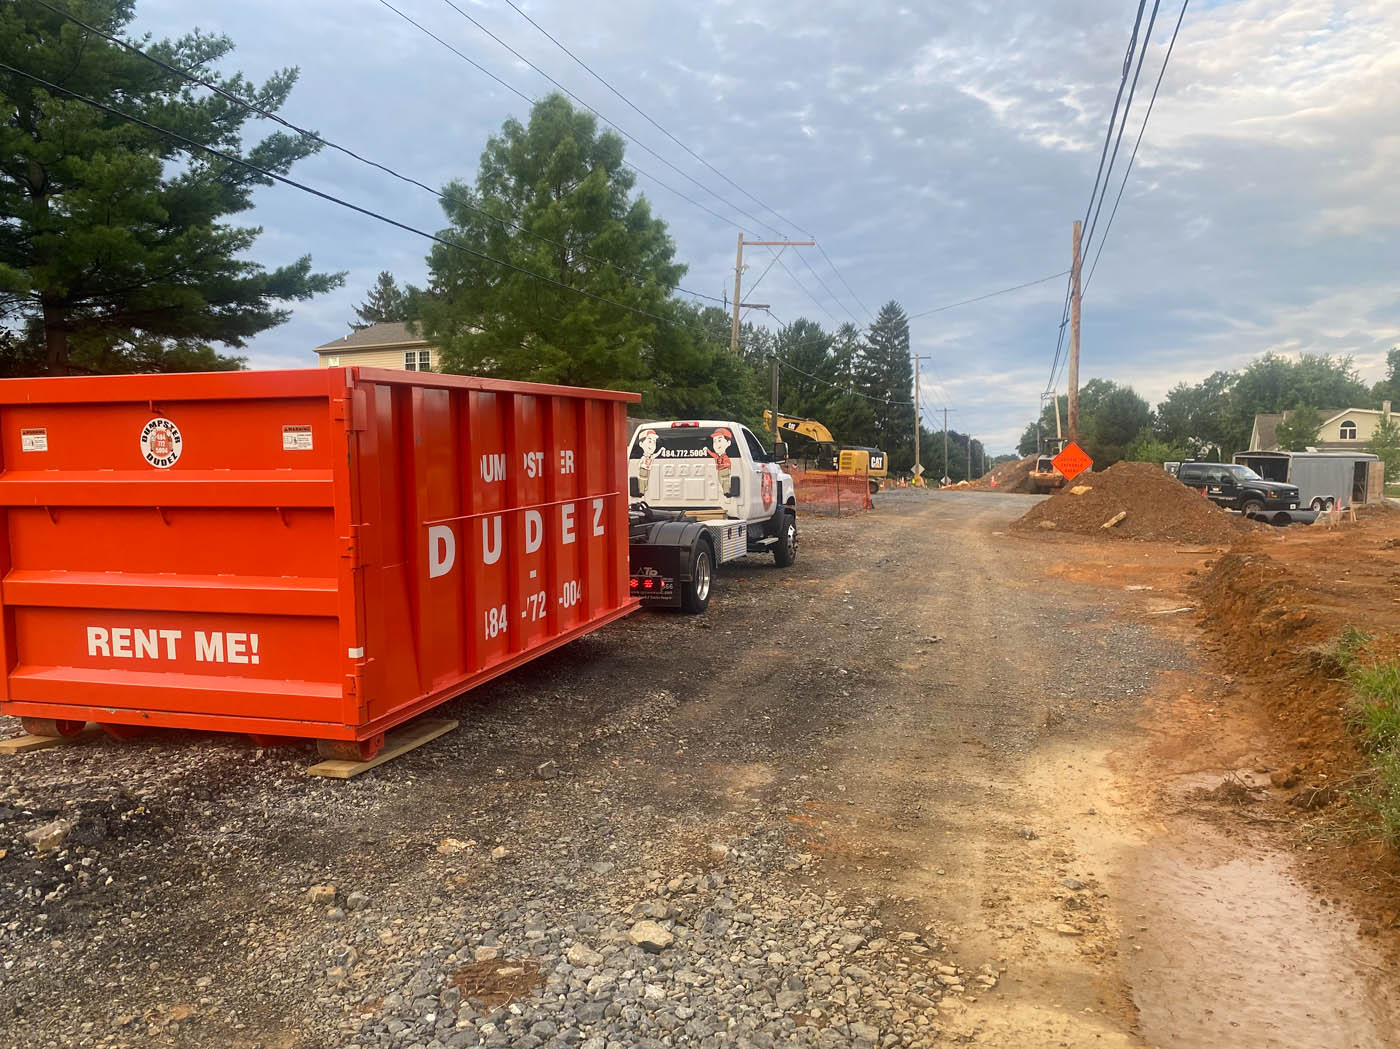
[1052, 441, 1093, 483]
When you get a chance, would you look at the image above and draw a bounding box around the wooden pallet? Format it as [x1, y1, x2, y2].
[0, 724, 101, 754]
[308, 718, 458, 779]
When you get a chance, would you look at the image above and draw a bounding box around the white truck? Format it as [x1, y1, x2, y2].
[626, 420, 798, 613]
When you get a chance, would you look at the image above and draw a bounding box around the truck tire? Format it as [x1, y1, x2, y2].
[680, 540, 714, 614]
[1310, 497, 1324, 511]
[773, 511, 797, 568]
[1241, 498, 1264, 515]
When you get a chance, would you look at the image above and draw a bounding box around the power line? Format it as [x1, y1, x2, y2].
[371, 0, 749, 234]
[1082, 0, 1162, 257]
[1085, 0, 1190, 292]
[1046, 0, 1149, 394]
[771, 252, 840, 325]
[817, 243, 875, 320]
[0, 60, 744, 347]
[796, 249, 861, 325]
[909, 271, 1070, 320]
[497, 0, 806, 238]
[420, 0, 789, 240]
[776, 356, 913, 407]
[30, 0, 729, 309]
[744, 247, 787, 299]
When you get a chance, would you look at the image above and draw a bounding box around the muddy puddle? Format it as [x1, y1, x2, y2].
[1123, 827, 1399, 1049]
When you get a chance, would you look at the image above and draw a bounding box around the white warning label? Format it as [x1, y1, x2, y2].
[282, 424, 313, 451]
[20, 427, 47, 452]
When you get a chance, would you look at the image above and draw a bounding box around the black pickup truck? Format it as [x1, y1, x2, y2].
[1176, 461, 1300, 514]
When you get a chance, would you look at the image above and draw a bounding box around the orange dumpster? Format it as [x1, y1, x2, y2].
[0, 368, 640, 759]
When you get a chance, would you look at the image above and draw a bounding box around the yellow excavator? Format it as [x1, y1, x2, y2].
[763, 412, 889, 495]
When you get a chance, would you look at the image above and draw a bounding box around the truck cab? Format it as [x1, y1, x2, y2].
[628, 420, 797, 575]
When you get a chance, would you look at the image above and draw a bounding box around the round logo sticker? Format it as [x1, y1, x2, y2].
[140, 417, 183, 469]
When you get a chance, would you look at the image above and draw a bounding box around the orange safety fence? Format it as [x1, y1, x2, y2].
[788, 465, 874, 514]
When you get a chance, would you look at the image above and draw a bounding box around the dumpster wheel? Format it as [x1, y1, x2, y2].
[317, 733, 385, 762]
[21, 717, 85, 739]
[99, 722, 149, 741]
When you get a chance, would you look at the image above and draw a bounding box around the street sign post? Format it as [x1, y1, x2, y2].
[1052, 441, 1093, 483]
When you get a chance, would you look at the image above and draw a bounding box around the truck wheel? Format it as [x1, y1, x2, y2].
[773, 512, 797, 568]
[680, 541, 714, 614]
[1241, 499, 1264, 515]
[1310, 497, 1324, 511]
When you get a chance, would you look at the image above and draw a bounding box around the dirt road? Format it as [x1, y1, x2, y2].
[2, 490, 1396, 1048]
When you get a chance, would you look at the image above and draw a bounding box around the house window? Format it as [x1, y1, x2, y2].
[1340, 419, 1357, 440]
[404, 350, 432, 372]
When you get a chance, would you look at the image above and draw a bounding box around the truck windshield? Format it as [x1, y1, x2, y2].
[630, 427, 738, 460]
[1228, 465, 1263, 481]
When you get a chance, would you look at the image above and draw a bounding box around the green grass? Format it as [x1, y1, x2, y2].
[1335, 629, 1400, 849]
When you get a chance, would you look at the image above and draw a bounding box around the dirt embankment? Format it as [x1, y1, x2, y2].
[972, 454, 1037, 493]
[1014, 461, 1255, 544]
[1190, 507, 1400, 924]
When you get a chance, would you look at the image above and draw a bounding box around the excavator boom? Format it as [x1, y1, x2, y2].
[762, 411, 835, 444]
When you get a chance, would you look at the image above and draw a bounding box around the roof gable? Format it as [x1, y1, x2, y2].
[315, 321, 426, 351]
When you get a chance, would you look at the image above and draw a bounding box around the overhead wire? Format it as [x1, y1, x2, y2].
[910, 271, 1069, 320]
[0, 61, 746, 348]
[1082, 0, 1162, 255]
[420, 0, 790, 240]
[816, 243, 875, 320]
[1085, 0, 1190, 292]
[371, 0, 752, 234]
[31, 0, 730, 308]
[497, 0, 807, 238]
[795, 249, 861, 325]
[1045, 0, 1150, 395]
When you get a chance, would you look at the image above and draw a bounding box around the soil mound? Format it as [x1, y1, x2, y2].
[973, 454, 1036, 493]
[1013, 460, 1253, 543]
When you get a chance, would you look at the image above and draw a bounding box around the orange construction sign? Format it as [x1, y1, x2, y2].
[1052, 441, 1093, 483]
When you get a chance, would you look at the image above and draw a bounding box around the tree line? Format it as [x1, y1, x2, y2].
[2, 4, 948, 470]
[1019, 350, 1400, 479]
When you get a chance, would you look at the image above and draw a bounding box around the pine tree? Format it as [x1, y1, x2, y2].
[418, 94, 683, 389]
[860, 301, 914, 469]
[350, 272, 411, 329]
[0, 0, 342, 374]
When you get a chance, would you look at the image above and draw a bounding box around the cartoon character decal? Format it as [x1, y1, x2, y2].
[636, 428, 659, 494]
[761, 468, 774, 509]
[708, 428, 734, 495]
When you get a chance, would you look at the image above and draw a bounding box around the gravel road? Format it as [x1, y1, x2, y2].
[0, 490, 1193, 1049]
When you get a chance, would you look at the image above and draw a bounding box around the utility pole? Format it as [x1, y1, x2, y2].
[1068, 219, 1082, 443]
[967, 437, 972, 481]
[770, 355, 781, 455]
[943, 407, 949, 484]
[730, 234, 815, 354]
[912, 355, 928, 481]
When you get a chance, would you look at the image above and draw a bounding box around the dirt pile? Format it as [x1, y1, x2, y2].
[973, 454, 1036, 493]
[1013, 461, 1254, 543]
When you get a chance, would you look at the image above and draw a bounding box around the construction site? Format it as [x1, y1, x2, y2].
[5, 446, 1400, 1049]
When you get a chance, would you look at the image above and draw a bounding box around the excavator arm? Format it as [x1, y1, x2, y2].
[762, 411, 835, 444]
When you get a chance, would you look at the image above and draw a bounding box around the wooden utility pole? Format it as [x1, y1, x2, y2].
[730, 234, 815, 354]
[943, 407, 949, 484]
[1068, 219, 1082, 443]
[912, 355, 928, 480]
[770, 355, 781, 454]
[967, 437, 972, 481]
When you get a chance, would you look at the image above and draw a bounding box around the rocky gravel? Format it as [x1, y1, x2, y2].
[0, 492, 1179, 1048]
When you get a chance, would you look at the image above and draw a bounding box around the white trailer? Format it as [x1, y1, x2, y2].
[1233, 450, 1381, 510]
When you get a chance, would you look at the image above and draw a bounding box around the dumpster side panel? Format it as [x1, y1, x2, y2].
[0, 370, 353, 735]
[349, 371, 639, 736]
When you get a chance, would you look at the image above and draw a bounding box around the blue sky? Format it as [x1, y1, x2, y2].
[132, 0, 1400, 452]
